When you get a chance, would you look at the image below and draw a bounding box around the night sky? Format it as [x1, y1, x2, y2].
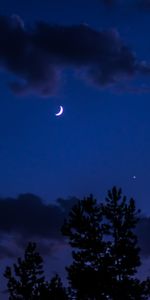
[1, 0, 150, 298]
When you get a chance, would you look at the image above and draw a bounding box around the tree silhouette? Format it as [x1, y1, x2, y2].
[4, 242, 68, 300]
[49, 273, 68, 299]
[62, 187, 150, 299]
[101, 186, 150, 299]
[4, 242, 51, 300]
[62, 194, 109, 299]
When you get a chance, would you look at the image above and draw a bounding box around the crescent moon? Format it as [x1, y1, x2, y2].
[55, 105, 63, 116]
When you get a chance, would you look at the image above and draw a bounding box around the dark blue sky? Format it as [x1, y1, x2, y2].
[0, 0, 150, 215]
[1, 1, 150, 298]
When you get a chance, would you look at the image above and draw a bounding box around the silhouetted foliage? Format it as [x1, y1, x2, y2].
[62, 187, 150, 299]
[49, 273, 68, 299]
[4, 242, 68, 300]
[101, 187, 150, 299]
[4, 242, 47, 299]
[62, 194, 108, 299]
[4, 187, 150, 299]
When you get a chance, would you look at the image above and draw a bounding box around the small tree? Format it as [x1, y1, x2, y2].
[4, 242, 49, 300]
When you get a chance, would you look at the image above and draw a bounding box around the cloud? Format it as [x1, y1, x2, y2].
[0, 244, 17, 259]
[100, 0, 150, 10]
[136, 217, 150, 257]
[0, 194, 78, 258]
[0, 15, 149, 96]
[137, 0, 150, 9]
[0, 194, 78, 239]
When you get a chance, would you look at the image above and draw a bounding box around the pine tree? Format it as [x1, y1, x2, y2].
[62, 194, 109, 299]
[100, 186, 150, 299]
[49, 273, 68, 299]
[62, 188, 150, 300]
[4, 242, 50, 300]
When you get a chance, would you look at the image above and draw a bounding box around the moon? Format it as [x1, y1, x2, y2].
[55, 106, 63, 117]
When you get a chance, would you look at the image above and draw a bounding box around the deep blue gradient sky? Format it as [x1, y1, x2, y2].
[0, 0, 150, 215]
[1, 1, 150, 298]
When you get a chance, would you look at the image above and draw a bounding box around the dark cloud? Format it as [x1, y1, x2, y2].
[0, 194, 77, 258]
[0, 15, 149, 96]
[56, 196, 79, 214]
[136, 217, 150, 257]
[0, 244, 16, 259]
[0, 194, 77, 239]
[137, 0, 150, 9]
[100, 0, 150, 11]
